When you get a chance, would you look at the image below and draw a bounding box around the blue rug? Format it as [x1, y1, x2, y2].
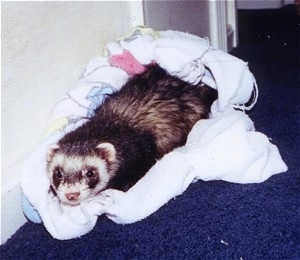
[1, 5, 299, 259]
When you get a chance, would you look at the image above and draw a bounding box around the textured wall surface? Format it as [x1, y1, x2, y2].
[2, 1, 143, 171]
[1, 1, 143, 243]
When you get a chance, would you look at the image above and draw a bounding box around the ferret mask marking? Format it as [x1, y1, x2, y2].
[47, 142, 117, 203]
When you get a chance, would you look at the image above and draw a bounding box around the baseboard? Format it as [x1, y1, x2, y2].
[1, 162, 27, 245]
[209, 0, 228, 51]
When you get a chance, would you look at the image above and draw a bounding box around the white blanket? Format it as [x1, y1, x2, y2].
[21, 27, 287, 240]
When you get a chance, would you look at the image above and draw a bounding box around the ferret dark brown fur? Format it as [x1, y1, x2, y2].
[47, 64, 217, 205]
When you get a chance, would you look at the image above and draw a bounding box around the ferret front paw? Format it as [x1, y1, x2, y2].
[98, 189, 125, 205]
[85, 189, 125, 216]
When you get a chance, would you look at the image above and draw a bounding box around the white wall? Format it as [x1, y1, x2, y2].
[1, 1, 143, 244]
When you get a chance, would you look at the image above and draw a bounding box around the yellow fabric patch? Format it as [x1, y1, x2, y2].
[43, 117, 68, 138]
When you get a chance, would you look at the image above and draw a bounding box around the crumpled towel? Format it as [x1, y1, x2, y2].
[21, 27, 287, 240]
[107, 28, 258, 111]
[88, 108, 287, 224]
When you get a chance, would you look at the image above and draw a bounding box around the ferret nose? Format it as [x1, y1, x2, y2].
[65, 192, 80, 201]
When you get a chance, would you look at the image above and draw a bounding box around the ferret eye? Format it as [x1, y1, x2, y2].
[55, 169, 63, 179]
[86, 170, 95, 178]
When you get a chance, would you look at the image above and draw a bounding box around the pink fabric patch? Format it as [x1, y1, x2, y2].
[109, 50, 145, 76]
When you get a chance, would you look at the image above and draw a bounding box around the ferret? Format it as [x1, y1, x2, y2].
[47, 64, 217, 205]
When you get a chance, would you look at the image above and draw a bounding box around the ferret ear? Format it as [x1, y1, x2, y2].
[47, 144, 60, 162]
[96, 143, 116, 162]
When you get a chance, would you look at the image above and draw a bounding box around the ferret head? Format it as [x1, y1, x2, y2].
[46, 142, 117, 205]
